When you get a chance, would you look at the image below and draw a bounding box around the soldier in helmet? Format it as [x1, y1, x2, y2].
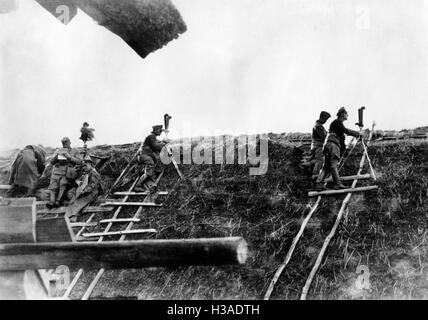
[315, 107, 361, 190]
[47, 137, 82, 208]
[134, 125, 169, 192]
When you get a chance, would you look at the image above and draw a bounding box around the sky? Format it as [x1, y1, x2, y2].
[1, 0, 428, 150]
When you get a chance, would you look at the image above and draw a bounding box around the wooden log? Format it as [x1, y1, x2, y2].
[70, 222, 98, 228]
[99, 218, 140, 224]
[101, 202, 162, 207]
[324, 174, 371, 183]
[0, 198, 36, 243]
[0, 237, 248, 271]
[264, 196, 322, 300]
[82, 229, 156, 238]
[308, 185, 378, 197]
[113, 191, 168, 196]
[37, 205, 114, 215]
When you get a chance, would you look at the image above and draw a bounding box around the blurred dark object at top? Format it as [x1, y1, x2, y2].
[34, 0, 187, 58]
[80, 122, 95, 143]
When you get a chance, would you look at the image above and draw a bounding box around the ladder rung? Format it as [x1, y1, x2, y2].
[70, 222, 98, 228]
[99, 218, 140, 224]
[113, 191, 168, 196]
[325, 174, 372, 182]
[308, 185, 378, 197]
[82, 229, 157, 238]
[100, 202, 162, 207]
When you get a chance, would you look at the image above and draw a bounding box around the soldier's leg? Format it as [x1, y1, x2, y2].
[47, 174, 60, 207]
[57, 176, 69, 204]
[135, 154, 155, 190]
[152, 153, 163, 180]
[330, 144, 346, 189]
[311, 147, 324, 181]
[315, 147, 331, 191]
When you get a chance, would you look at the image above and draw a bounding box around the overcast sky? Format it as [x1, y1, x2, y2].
[1, 0, 428, 150]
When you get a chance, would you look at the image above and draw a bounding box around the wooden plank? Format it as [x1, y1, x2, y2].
[308, 185, 378, 197]
[99, 218, 140, 224]
[113, 191, 168, 196]
[70, 222, 98, 228]
[324, 174, 371, 183]
[0, 185, 11, 190]
[82, 229, 157, 238]
[36, 217, 74, 243]
[0, 237, 248, 271]
[101, 202, 162, 207]
[0, 197, 36, 243]
[37, 206, 113, 215]
[264, 196, 322, 300]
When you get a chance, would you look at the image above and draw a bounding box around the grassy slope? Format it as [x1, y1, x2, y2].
[2, 136, 428, 300]
[73, 137, 428, 300]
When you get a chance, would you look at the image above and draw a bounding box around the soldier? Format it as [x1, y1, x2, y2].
[8, 145, 46, 197]
[66, 155, 101, 220]
[310, 111, 331, 186]
[134, 125, 169, 192]
[315, 107, 361, 190]
[47, 137, 82, 208]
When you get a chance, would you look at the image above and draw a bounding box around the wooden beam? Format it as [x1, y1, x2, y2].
[308, 185, 378, 197]
[324, 174, 371, 183]
[37, 206, 113, 215]
[264, 196, 322, 300]
[0, 185, 11, 190]
[99, 218, 140, 224]
[101, 202, 162, 207]
[70, 222, 98, 228]
[82, 229, 156, 238]
[113, 191, 168, 196]
[0, 237, 248, 271]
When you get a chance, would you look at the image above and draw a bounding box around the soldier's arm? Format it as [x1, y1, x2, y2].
[149, 135, 164, 153]
[50, 151, 59, 165]
[339, 122, 360, 138]
[67, 150, 83, 165]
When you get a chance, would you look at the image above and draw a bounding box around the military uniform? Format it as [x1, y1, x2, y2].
[316, 117, 360, 188]
[310, 120, 328, 179]
[135, 126, 166, 191]
[8, 145, 46, 196]
[48, 147, 82, 205]
[66, 159, 101, 220]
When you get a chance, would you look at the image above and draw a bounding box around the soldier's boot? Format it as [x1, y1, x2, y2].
[314, 169, 328, 191]
[331, 167, 346, 190]
[47, 191, 58, 209]
[134, 168, 150, 192]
